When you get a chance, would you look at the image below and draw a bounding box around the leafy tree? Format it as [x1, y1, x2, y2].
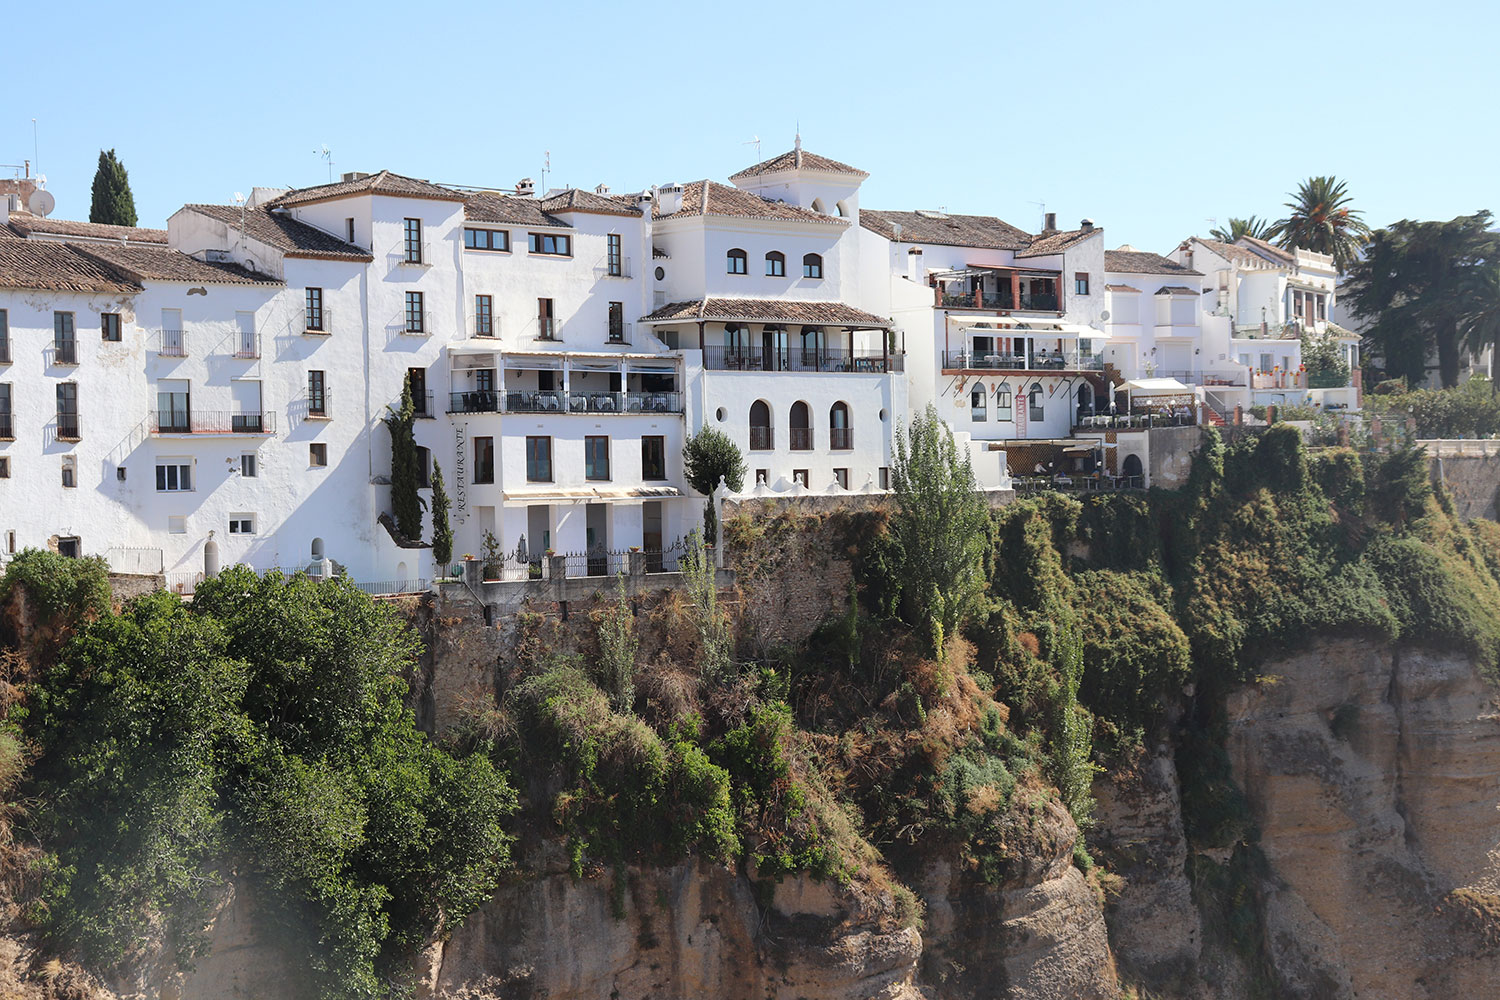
[1209, 216, 1275, 243]
[1459, 265, 1500, 386]
[88, 149, 137, 228]
[890, 404, 989, 655]
[430, 460, 453, 570]
[1344, 212, 1499, 387]
[1048, 627, 1096, 829]
[1301, 330, 1351, 387]
[680, 531, 733, 684]
[1270, 175, 1371, 272]
[682, 427, 746, 543]
[383, 377, 423, 541]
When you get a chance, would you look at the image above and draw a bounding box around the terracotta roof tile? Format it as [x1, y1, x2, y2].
[538, 188, 642, 217]
[267, 170, 464, 208]
[1239, 234, 1295, 264]
[0, 238, 139, 293]
[74, 243, 280, 286]
[729, 148, 868, 179]
[1104, 249, 1202, 276]
[463, 192, 571, 228]
[1017, 227, 1100, 258]
[5, 215, 167, 244]
[182, 205, 372, 261]
[860, 209, 1030, 250]
[1192, 238, 1265, 267]
[656, 181, 847, 226]
[641, 297, 890, 327]
[1153, 285, 1198, 295]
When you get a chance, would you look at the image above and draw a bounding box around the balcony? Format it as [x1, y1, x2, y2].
[152, 410, 276, 435]
[156, 329, 186, 357]
[939, 291, 1060, 312]
[54, 340, 79, 365]
[943, 350, 1103, 372]
[56, 414, 80, 440]
[0, 339, 10, 364]
[305, 307, 332, 335]
[462, 390, 685, 415]
[398, 243, 431, 267]
[537, 317, 558, 341]
[0, 415, 11, 440]
[749, 426, 773, 450]
[234, 333, 260, 359]
[608, 322, 632, 345]
[830, 427, 853, 450]
[703, 345, 902, 374]
[790, 427, 812, 451]
[599, 256, 632, 279]
[400, 313, 434, 337]
[410, 389, 436, 418]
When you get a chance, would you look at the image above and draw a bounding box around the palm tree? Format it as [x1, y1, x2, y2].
[1459, 265, 1500, 387]
[1270, 176, 1372, 272]
[1209, 216, 1276, 243]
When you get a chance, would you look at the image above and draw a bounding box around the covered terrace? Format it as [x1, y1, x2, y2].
[931, 264, 1062, 314]
[446, 343, 683, 415]
[641, 297, 902, 374]
[942, 314, 1107, 372]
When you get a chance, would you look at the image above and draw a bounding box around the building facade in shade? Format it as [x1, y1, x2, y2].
[0, 148, 1362, 585]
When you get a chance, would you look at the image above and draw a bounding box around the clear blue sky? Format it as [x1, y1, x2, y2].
[6, 0, 1494, 254]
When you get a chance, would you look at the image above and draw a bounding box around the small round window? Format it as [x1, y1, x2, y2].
[654, 266, 665, 281]
[715, 407, 726, 422]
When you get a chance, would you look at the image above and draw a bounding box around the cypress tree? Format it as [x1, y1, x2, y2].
[384, 378, 423, 541]
[430, 461, 453, 570]
[89, 149, 138, 227]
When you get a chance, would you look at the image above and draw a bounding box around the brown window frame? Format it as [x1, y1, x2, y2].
[403, 217, 423, 263]
[641, 435, 667, 480]
[101, 312, 122, 342]
[584, 435, 611, 481]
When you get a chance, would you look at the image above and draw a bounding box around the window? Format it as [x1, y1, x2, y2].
[528, 232, 571, 256]
[474, 294, 494, 336]
[0, 457, 10, 478]
[1074, 272, 1090, 295]
[1317, 295, 1327, 321]
[830, 401, 852, 449]
[765, 251, 785, 276]
[474, 437, 495, 484]
[168, 515, 186, 534]
[309, 443, 327, 467]
[802, 253, 823, 279]
[525, 436, 552, 482]
[749, 400, 773, 450]
[971, 387, 987, 421]
[0, 308, 8, 362]
[156, 460, 193, 492]
[793, 469, 809, 487]
[833, 468, 849, 490]
[415, 446, 431, 487]
[464, 228, 509, 252]
[996, 384, 1013, 421]
[61, 456, 76, 489]
[345, 218, 355, 244]
[56, 537, 80, 559]
[641, 436, 666, 480]
[305, 288, 325, 331]
[407, 368, 428, 416]
[229, 515, 256, 535]
[607, 233, 623, 276]
[790, 401, 812, 450]
[0, 384, 10, 439]
[156, 380, 190, 433]
[608, 301, 625, 342]
[726, 248, 748, 274]
[403, 217, 423, 263]
[101, 313, 122, 341]
[116, 466, 126, 482]
[3, 530, 11, 552]
[308, 371, 327, 416]
[585, 436, 610, 481]
[878, 467, 890, 490]
[241, 453, 258, 478]
[54, 311, 76, 364]
[1028, 383, 1044, 421]
[56, 383, 79, 439]
[537, 298, 556, 339]
[404, 291, 425, 334]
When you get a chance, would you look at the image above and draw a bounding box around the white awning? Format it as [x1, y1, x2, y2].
[951, 315, 1108, 339]
[1126, 378, 1193, 395]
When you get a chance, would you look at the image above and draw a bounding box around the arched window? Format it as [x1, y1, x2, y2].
[829, 401, 852, 449]
[727, 248, 748, 274]
[995, 383, 1014, 421]
[802, 253, 823, 279]
[750, 400, 773, 450]
[765, 251, 786, 276]
[790, 400, 812, 450]
[971, 388, 987, 422]
[1122, 453, 1143, 480]
[311, 537, 325, 560]
[1028, 383, 1045, 422]
[810, 198, 826, 214]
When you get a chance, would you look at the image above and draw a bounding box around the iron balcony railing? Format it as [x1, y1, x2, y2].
[0, 338, 10, 364]
[944, 351, 1104, 371]
[789, 427, 812, 451]
[1012, 474, 1145, 494]
[305, 306, 332, 334]
[153, 410, 276, 434]
[829, 427, 853, 450]
[54, 340, 78, 364]
[537, 316, 558, 340]
[56, 414, 80, 440]
[940, 291, 1061, 312]
[608, 322, 632, 345]
[749, 426, 773, 450]
[0, 415, 11, 440]
[457, 390, 684, 415]
[702, 345, 902, 374]
[234, 332, 260, 359]
[397, 390, 436, 418]
[156, 329, 186, 357]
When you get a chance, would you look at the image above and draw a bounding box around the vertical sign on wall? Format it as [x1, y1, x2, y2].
[453, 423, 468, 524]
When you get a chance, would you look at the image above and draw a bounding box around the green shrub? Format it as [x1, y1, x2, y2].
[1, 548, 111, 623]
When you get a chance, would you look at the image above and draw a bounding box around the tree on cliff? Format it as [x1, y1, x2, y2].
[430, 460, 453, 571]
[88, 149, 137, 228]
[682, 427, 746, 544]
[890, 404, 988, 656]
[383, 376, 424, 541]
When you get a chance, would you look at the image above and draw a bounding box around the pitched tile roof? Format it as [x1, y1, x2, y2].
[1017, 227, 1100, 258]
[1153, 285, 1198, 295]
[656, 181, 848, 226]
[5, 214, 167, 244]
[1239, 234, 1295, 264]
[463, 192, 571, 228]
[641, 297, 891, 327]
[860, 209, 1031, 250]
[538, 188, 642, 217]
[182, 205, 373, 261]
[1192, 238, 1267, 267]
[267, 170, 465, 208]
[729, 148, 868, 180]
[0, 238, 140, 293]
[1104, 249, 1202, 276]
[74, 243, 280, 286]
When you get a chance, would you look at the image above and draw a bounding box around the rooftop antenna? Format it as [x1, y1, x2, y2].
[233, 191, 246, 231]
[31, 118, 38, 178]
[742, 135, 761, 165]
[313, 144, 333, 183]
[1030, 199, 1047, 230]
[541, 150, 550, 195]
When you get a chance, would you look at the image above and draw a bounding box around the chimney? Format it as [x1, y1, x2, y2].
[516, 177, 536, 197]
[1043, 212, 1057, 232]
[1081, 218, 1095, 232]
[907, 246, 923, 281]
[656, 184, 684, 216]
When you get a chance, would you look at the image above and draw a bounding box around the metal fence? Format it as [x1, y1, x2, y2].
[1011, 475, 1146, 493]
[353, 578, 430, 596]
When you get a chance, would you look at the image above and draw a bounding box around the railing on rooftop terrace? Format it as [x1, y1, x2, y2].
[1012, 474, 1145, 493]
[944, 351, 1103, 371]
[702, 345, 902, 373]
[452, 390, 684, 415]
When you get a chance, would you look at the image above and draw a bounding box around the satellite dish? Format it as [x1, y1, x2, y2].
[1100, 309, 1111, 321]
[28, 189, 55, 218]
